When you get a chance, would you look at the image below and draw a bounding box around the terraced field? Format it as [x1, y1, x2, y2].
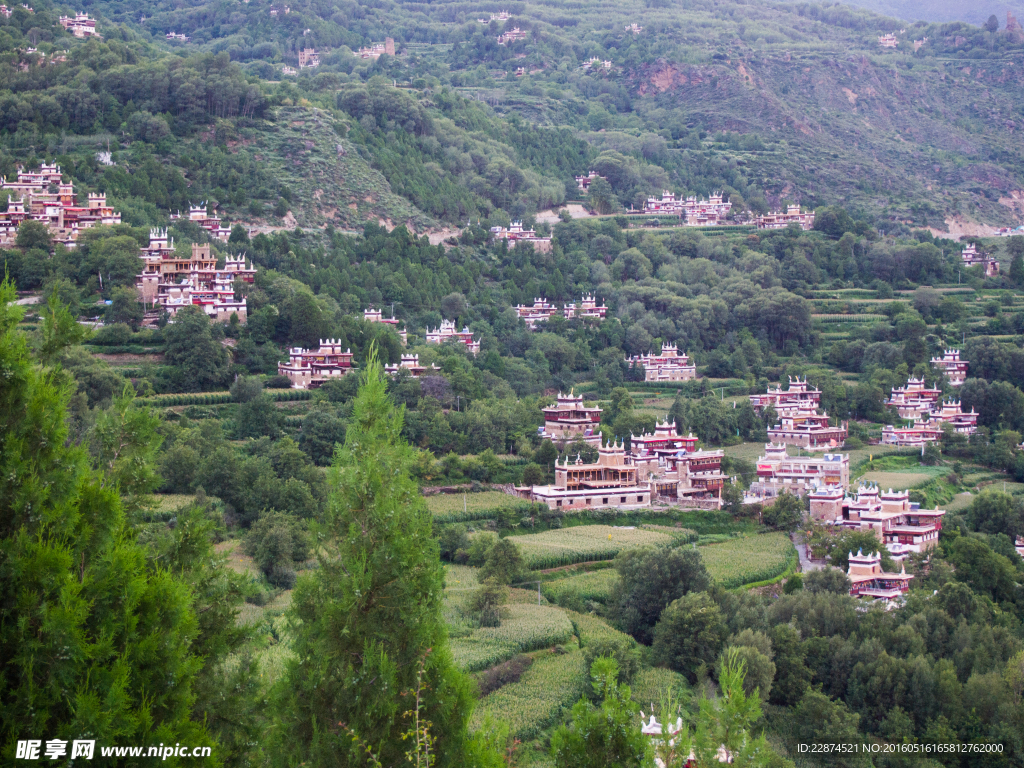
[507, 525, 678, 569]
[426, 490, 532, 523]
[698, 533, 796, 588]
[543, 569, 620, 604]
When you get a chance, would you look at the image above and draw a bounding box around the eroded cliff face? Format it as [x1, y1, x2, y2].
[627, 55, 1024, 226]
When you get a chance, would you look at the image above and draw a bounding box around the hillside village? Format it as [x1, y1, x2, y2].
[4, 1, 1024, 767]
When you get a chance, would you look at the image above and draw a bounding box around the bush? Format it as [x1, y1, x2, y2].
[783, 573, 803, 594]
[476, 654, 534, 696]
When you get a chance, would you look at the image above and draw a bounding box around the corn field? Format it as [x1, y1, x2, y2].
[426, 491, 533, 523]
[470, 650, 588, 739]
[508, 525, 677, 569]
[698, 532, 796, 588]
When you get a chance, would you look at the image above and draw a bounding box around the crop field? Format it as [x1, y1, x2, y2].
[946, 492, 975, 512]
[724, 441, 898, 465]
[508, 525, 677, 569]
[858, 469, 944, 490]
[543, 569, 621, 604]
[426, 491, 532, 523]
[470, 649, 588, 740]
[698, 533, 795, 588]
[568, 612, 635, 647]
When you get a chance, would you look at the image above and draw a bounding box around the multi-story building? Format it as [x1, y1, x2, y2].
[277, 340, 355, 389]
[489, 221, 551, 251]
[755, 205, 815, 231]
[497, 27, 527, 44]
[298, 48, 320, 67]
[625, 23, 643, 33]
[582, 58, 612, 71]
[658, 449, 726, 508]
[514, 298, 561, 328]
[136, 238, 255, 322]
[538, 391, 603, 447]
[518, 439, 651, 510]
[170, 203, 232, 242]
[425, 319, 480, 354]
[747, 443, 850, 500]
[478, 11, 511, 22]
[629, 420, 698, 468]
[961, 243, 999, 277]
[384, 353, 437, 378]
[810, 484, 945, 558]
[165, 32, 190, 42]
[878, 33, 899, 48]
[888, 377, 942, 420]
[847, 550, 913, 603]
[565, 294, 608, 321]
[931, 349, 968, 386]
[749, 377, 821, 416]
[929, 399, 978, 435]
[59, 12, 99, 37]
[626, 343, 696, 382]
[767, 407, 847, 450]
[364, 307, 407, 344]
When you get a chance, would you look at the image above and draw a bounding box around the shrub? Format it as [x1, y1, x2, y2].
[476, 654, 534, 696]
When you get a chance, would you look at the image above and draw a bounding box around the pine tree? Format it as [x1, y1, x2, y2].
[0, 279, 214, 756]
[272, 348, 473, 767]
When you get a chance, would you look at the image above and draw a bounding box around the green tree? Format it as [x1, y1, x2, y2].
[792, 690, 867, 768]
[245, 510, 311, 588]
[551, 658, 651, 768]
[612, 546, 711, 645]
[164, 305, 230, 391]
[479, 538, 526, 585]
[272, 349, 473, 767]
[586, 176, 616, 215]
[763, 491, 803, 531]
[651, 592, 726, 683]
[104, 285, 145, 329]
[0, 279, 214, 757]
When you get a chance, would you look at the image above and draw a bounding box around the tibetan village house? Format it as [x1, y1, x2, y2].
[627, 343, 696, 382]
[811, 484, 945, 559]
[515, 295, 608, 328]
[59, 11, 98, 37]
[538, 391, 603, 447]
[931, 349, 968, 386]
[425, 319, 480, 354]
[518, 439, 650, 510]
[136, 237, 254, 322]
[749, 377, 821, 416]
[168, 203, 231, 242]
[961, 243, 999, 277]
[754, 205, 815, 231]
[766, 407, 847, 450]
[847, 550, 913, 604]
[490, 221, 551, 251]
[277, 340, 355, 389]
[747, 443, 850, 501]
[888, 377, 942, 420]
[364, 307, 407, 344]
[384, 353, 437, 378]
[643, 191, 732, 225]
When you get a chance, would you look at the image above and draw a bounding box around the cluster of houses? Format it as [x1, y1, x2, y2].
[518, 395, 727, 510]
[165, 32, 190, 42]
[59, 11, 99, 37]
[582, 57, 612, 71]
[878, 33, 899, 47]
[497, 27, 527, 44]
[478, 11, 511, 22]
[747, 443, 850, 502]
[642, 191, 733, 225]
[353, 38, 394, 59]
[136, 233, 254, 323]
[960, 243, 999, 277]
[626, 344, 697, 382]
[513, 295, 608, 328]
[0, 164, 121, 248]
[881, 377, 977, 446]
[625, 23, 643, 33]
[489, 221, 551, 251]
[748, 378, 847, 450]
[169, 203, 232, 242]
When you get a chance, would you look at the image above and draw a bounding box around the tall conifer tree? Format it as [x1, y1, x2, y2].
[273, 348, 472, 767]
